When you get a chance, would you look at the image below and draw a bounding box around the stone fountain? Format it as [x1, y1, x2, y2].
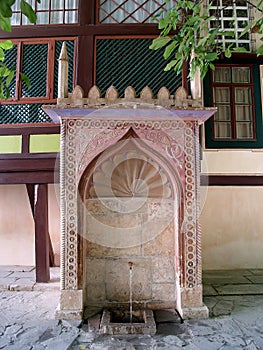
[43, 43, 216, 333]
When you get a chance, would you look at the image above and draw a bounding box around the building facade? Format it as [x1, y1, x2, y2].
[0, 0, 263, 270]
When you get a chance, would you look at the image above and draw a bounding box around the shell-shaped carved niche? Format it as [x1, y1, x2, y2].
[89, 150, 172, 199]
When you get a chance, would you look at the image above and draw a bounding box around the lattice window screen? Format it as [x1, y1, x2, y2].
[22, 44, 49, 98]
[98, 0, 176, 24]
[96, 38, 183, 97]
[209, 0, 251, 51]
[0, 104, 54, 124]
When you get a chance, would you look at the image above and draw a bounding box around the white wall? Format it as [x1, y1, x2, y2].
[0, 184, 60, 266]
[201, 186, 263, 269]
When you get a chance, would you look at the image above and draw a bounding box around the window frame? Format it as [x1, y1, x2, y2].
[210, 64, 256, 141]
[204, 62, 263, 149]
[1, 37, 77, 105]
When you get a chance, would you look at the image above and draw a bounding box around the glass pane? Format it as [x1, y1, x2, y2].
[235, 105, 252, 121]
[12, 1, 20, 11]
[214, 122, 232, 139]
[236, 122, 253, 139]
[232, 67, 250, 83]
[22, 16, 32, 25]
[65, 0, 78, 9]
[11, 12, 21, 25]
[26, 0, 34, 8]
[36, 11, 49, 24]
[213, 67, 231, 83]
[235, 87, 251, 103]
[37, 2, 49, 10]
[214, 105, 231, 121]
[51, 0, 64, 10]
[50, 11, 63, 23]
[65, 10, 78, 23]
[213, 87, 230, 103]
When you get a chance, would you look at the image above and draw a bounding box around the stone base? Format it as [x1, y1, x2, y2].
[182, 304, 209, 319]
[55, 306, 83, 320]
[55, 289, 84, 320]
[100, 309, 156, 335]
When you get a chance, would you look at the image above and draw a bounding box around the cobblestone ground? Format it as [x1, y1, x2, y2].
[1, 290, 263, 350]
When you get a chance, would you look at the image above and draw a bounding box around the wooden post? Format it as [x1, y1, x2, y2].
[34, 184, 50, 282]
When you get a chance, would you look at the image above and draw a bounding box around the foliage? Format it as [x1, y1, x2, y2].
[0, 1, 40, 99]
[149, 0, 262, 80]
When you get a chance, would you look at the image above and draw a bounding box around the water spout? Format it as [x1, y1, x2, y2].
[128, 261, 133, 323]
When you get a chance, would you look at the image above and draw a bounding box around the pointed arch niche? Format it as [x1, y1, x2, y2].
[78, 129, 184, 312]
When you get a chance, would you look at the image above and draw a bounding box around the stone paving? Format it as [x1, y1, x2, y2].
[0, 267, 263, 349]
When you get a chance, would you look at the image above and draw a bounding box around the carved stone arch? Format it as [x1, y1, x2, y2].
[78, 127, 184, 225]
[77, 127, 184, 306]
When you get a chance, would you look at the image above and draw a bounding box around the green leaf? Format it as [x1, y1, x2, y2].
[232, 47, 248, 53]
[0, 66, 11, 77]
[164, 59, 178, 71]
[240, 21, 256, 37]
[149, 36, 171, 50]
[225, 47, 232, 58]
[0, 40, 13, 50]
[205, 52, 218, 61]
[5, 69, 15, 87]
[20, 72, 31, 88]
[163, 41, 177, 59]
[20, 0, 37, 23]
[0, 14, 12, 32]
[158, 18, 168, 30]
[0, 0, 13, 18]
[209, 63, 215, 71]
[0, 47, 4, 61]
[257, 44, 263, 56]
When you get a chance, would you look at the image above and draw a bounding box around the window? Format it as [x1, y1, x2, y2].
[204, 63, 263, 149]
[210, 65, 255, 140]
[97, 0, 176, 24]
[11, 0, 79, 25]
[0, 39, 76, 124]
[209, 0, 251, 51]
